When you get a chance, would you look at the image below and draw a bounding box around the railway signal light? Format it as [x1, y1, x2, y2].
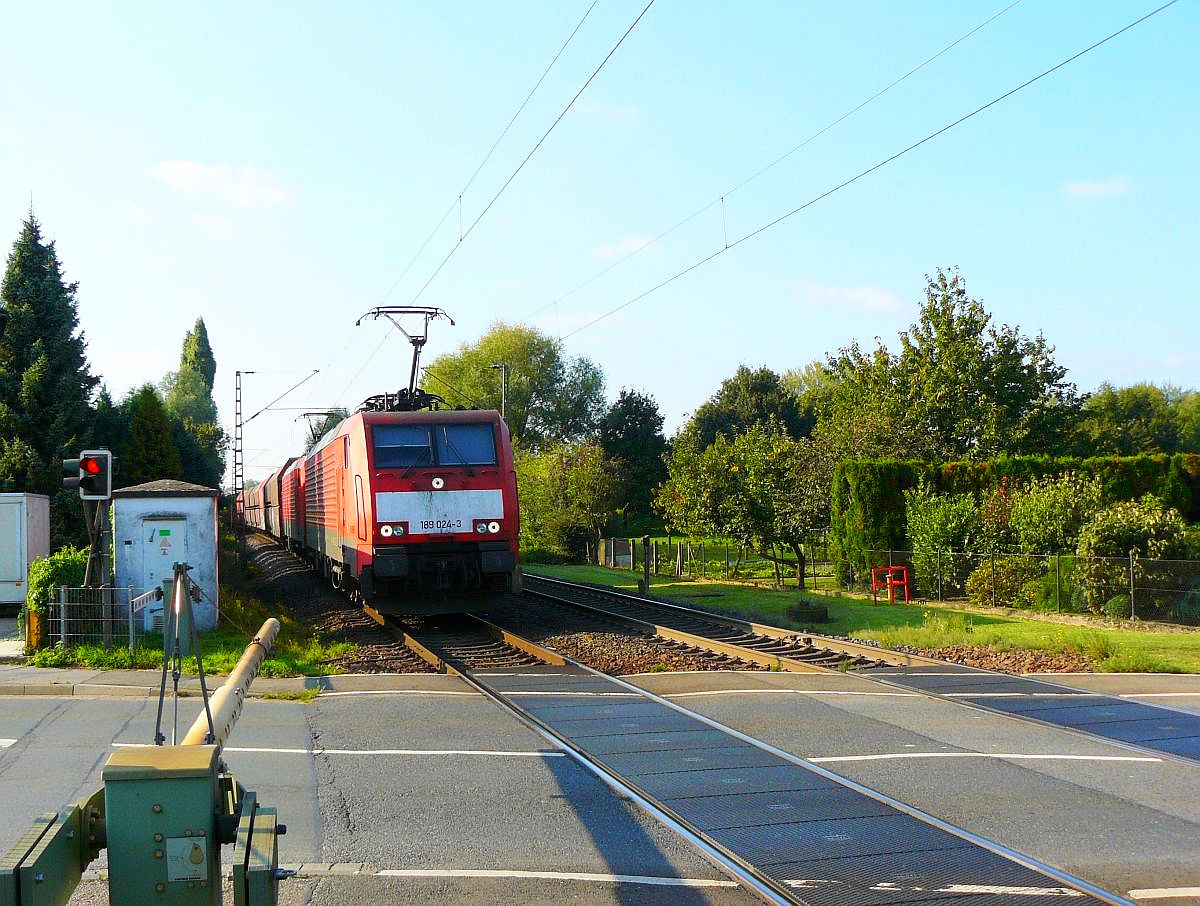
[62, 449, 112, 500]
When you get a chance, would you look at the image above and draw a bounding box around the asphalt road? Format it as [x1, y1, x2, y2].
[2, 670, 1199, 904]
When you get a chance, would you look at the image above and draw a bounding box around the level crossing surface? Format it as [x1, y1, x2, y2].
[866, 665, 1200, 760]
[1, 669, 1198, 904]
[472, 664, 1125, 906]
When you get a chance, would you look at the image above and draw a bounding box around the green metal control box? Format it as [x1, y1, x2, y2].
[102, 746, 221, 905]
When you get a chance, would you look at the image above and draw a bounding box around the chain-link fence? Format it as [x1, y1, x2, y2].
[48, 586, 165, 652]
[848, 549, 1200, 624]
[598, 533, 835, 589]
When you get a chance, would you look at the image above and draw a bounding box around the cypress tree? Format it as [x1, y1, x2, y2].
[163, 317, 225, 486]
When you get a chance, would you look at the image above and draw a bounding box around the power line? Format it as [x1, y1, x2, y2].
[562, 0, 1179, 341]
[407, 0, 658, 308]
[423, 367, 485, 408]
[520, 0, 1024, 324]
[377, 0, 601, 308]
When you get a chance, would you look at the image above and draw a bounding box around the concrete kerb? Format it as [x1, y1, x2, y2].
[0, 667, 471, 698]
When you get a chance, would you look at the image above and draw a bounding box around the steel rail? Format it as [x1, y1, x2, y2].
[524, 572, 947, 668]
[521, 575, 896, 673]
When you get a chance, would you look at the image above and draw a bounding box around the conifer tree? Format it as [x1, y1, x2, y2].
[162, 317, 225, 487]
[121, 385, 182, 485]
[0, 215, 98, 542]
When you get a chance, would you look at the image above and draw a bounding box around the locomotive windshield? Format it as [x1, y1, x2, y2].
[372, 423, 496, 468]
[435, 423, 497, 465]
[373, 424, 433, 468]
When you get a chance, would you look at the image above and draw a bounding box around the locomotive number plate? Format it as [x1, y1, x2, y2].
[420, 519, 463, 532]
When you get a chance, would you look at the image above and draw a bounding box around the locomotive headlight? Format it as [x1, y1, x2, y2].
[431, 477, 445, 489]
[394, 524, 406, 536]
[476, 523, 488, 534]
[487, 521, 501, 534]
[380, 524, 394, 537]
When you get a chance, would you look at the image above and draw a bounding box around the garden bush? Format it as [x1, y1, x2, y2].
[24, 546, 88, 614]
[1075, 496, 1190, 616]
[964, 556, 1046, 608]
[904, 483, 982, 595]
[1007, 473, 1105, 553]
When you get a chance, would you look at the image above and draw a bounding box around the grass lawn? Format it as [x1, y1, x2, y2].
[527, 563, 1200, 673]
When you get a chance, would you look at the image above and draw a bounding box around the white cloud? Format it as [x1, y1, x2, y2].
[192, 212, 236, 239]
[796, 280, 903, 313]
[152, 160, 290, 207]
[575, 99, 638, 122]
[1061, 176, 1134, 199]
[591, 234, 659, 262]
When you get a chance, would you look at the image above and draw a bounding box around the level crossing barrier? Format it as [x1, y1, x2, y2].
[1, 562, 286, 906]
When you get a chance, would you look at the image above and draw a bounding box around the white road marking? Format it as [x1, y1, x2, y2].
[808, 752, 1160, 764]
[1128, 887, 1200, 900]
[937, 885, 1084, 897]
[1120, 692, 1200, 698]
[506, 696, 643, 700]
[318, 689, 478, 698]
[667, 689, 919, 699]
[112, 743, 564, 757]
[946, 692, 1099, 699]
[0, 738, 15, 748]
[376, 868, 739, 888]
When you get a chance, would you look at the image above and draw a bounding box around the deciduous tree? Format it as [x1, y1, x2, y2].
[425, 322, 604, 449]
[598, 389, 668, 521]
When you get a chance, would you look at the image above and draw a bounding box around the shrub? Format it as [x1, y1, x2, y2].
[1022, 556, 1082, 612]
[965, 556, 1045, 608]
[1075, 496, 1190, 616]
[1168, 589, 1200, 626]
[904, 483, 982, 595]
[1103, 594, 1132, 620]
[1007, 473, 1105, 553]
[25, 546, 89, 614]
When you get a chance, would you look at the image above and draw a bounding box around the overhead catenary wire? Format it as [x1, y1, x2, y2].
[520, 0, 1024, 325]
[422, 367, 486, 409]
[406, 0, 657, 309]
[378, 0, 602, 308]
[561, 0, 1179, 341]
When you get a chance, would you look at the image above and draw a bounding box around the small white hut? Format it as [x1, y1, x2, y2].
[112, 480, 220, 631]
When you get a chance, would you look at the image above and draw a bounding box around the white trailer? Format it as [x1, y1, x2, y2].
[0, 493, 50, 606]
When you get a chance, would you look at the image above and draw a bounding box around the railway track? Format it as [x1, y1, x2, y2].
[520, 572, 944, 674]
[385, 611, 565, 674]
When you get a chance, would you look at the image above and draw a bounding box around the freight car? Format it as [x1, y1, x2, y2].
[242, 407, 520, 616]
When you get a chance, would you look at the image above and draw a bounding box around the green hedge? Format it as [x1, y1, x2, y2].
[831, 454, 1200, 585]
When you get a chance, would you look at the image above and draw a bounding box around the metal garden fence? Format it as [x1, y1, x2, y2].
[850, 548, 1200, 624]
[49, 586, 165, 652]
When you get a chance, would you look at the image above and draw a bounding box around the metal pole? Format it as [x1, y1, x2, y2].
[991, 553, 997, 607]
[1055, 554, 1061, 612]
[127, 587, 135, 655]
[59, 588, 67, 647]
[937, 549, 943, 602]
[1129, 548, 1137, 619]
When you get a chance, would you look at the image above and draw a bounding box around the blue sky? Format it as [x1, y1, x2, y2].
[1, 1, 1196, 480]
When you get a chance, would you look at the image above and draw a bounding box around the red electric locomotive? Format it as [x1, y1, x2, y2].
[237, 306, 520, 616]
[298, 407, 520, 614]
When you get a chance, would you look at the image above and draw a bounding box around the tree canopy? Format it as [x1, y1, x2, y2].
[424, 322, 604, 449]
[598, 389, 668, 521]
[823, 269, 1079, 461]
[1076, 383, 1184, 456]
[679, 365, 811, 450]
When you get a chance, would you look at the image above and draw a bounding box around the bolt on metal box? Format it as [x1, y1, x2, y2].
[102, 746, 221, 905]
